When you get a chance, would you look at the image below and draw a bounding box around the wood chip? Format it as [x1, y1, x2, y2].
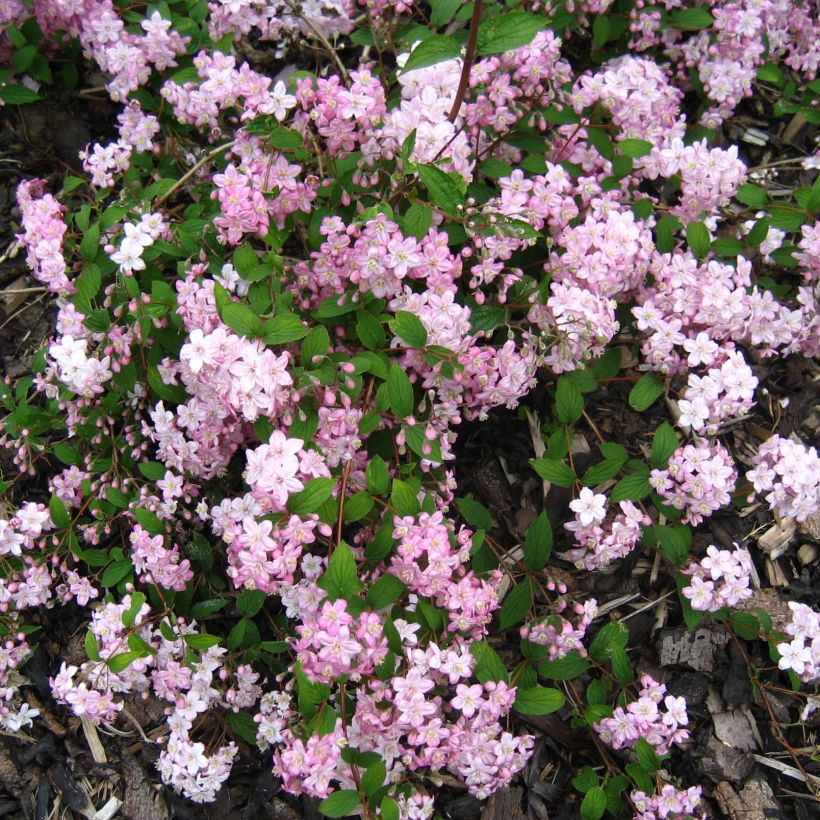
[757, 518, 796, 558]
[82, 717, 108, 764]
[656, 625, 729, 672]
[714, 778, 782, 820]
[479, 785, 525, 819]
[122, 754, 169, 820]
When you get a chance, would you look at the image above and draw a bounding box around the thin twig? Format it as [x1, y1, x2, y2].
[448, 0, 483, 122]
[282, 0, 349, 82]
[1, 287, 48, 295]
[155, 141, 235, 208]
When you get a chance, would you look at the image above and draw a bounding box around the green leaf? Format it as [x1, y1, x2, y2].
[555, 376, 584, 424]
[807, 175, 820, 214]
[735, 183, 768, 209]
[389, 311, 428, 348]
[360, 760, 386, 796]
[430, 0, 462, 27]
[53, 443, 80, 466]
[524, 510, 552, 571]
[628, 373, 664, 411]
[301, 325, 330, 366]
[105, 486, 128, 508]
[514, 686, 565, 715]
[471, 640, 508, 683]
[356, 311, 387, 351]
[0, 83, 41, 104]
[73, 266, 101, 308]
[318, 790, 361, 818]
[227, 617, 260, 650]
[582, 457, 626, 487]
[476, 11, 548, 55]
[610, 646, 633, 684]
[401, 35, 461, 73]
[589, 621, 629, 661]
[227, 710, 259, 745]
[592, 15, 610, 50]
[456, 496, 493, 531]
[263, 313, 308, 345]
[185, 633, 222, 649]
[470, 304, 505, 334]
[237, 589, 267, 617]
[80, 223, 100, 262]
[573, 766, 599, 793]
[756, 63, 785, 87]
[127, 633, 155, 656]
[189, 598, 228, 620]
[391, 479, 419, 516]
[619, 139, 654, 158]
[101, 560, 132, 588]
[416, 165, 465, 216]
[610, 472, 651, 503]
[581, 786, 608, 820]
[669, 8, 714, 28]
[635, 738, 661, 772]
[232, 243, 258, 277]
[747, 217, 770, 247]
[499, 580, 533, 630]
[655, 525, 691, 566]
[107, 652, 142, 674]
[366, 455, 390, 495]
[380, 796, 400, 820]
[84, 630, 100, 662]
[122, 592, 146, 627]
[767, 205, 805, 232]
[288, 477, 337, 515]
[269, 126, 304, 150]
[366, 574, 406, 609]
[221, 302, 263, 338]
[712, 237, 743, 257]
[137, 461, 165, 480]
[686, 221, 711, 259]
[403, 203, 433, 239]
[650, 422, 678, 469]
[530, 458, 576, 487]
[49, 495, 70, 529]
[655, 215, 681, 254]
[626, 762, 654, 793]
[133, 508, 165, 536]
[537, 651, 589, 680]
[387, 363, 414, 418]
[318, 542, 363, 601]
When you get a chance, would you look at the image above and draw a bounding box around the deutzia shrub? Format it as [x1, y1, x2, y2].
[0, 0, 819, 817]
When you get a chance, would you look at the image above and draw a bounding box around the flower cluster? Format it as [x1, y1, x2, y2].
[650, 442, 737, 526]
[681, 544, 754, 611]
[676, 350, 758, 434]
[15, 178, 69, 293]
[631, 785, 703, 820]
[776, 601, 820, 683]
[747, 435, 820, 523]
[563, 493, 651, 571]
[594, 675, 690, 755]
[521, 595, 598, 659]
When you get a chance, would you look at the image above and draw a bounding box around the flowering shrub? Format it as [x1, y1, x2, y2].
[1, 0, 820, 818]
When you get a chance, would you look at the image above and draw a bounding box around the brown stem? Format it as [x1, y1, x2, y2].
[448, 0, 483, 123]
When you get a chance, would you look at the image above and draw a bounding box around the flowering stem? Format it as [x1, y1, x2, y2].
[447, 0, 483, 123]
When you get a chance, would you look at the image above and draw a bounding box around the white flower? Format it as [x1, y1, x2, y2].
[569, 488, 607, 527]
[269, 80, 296, 122]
